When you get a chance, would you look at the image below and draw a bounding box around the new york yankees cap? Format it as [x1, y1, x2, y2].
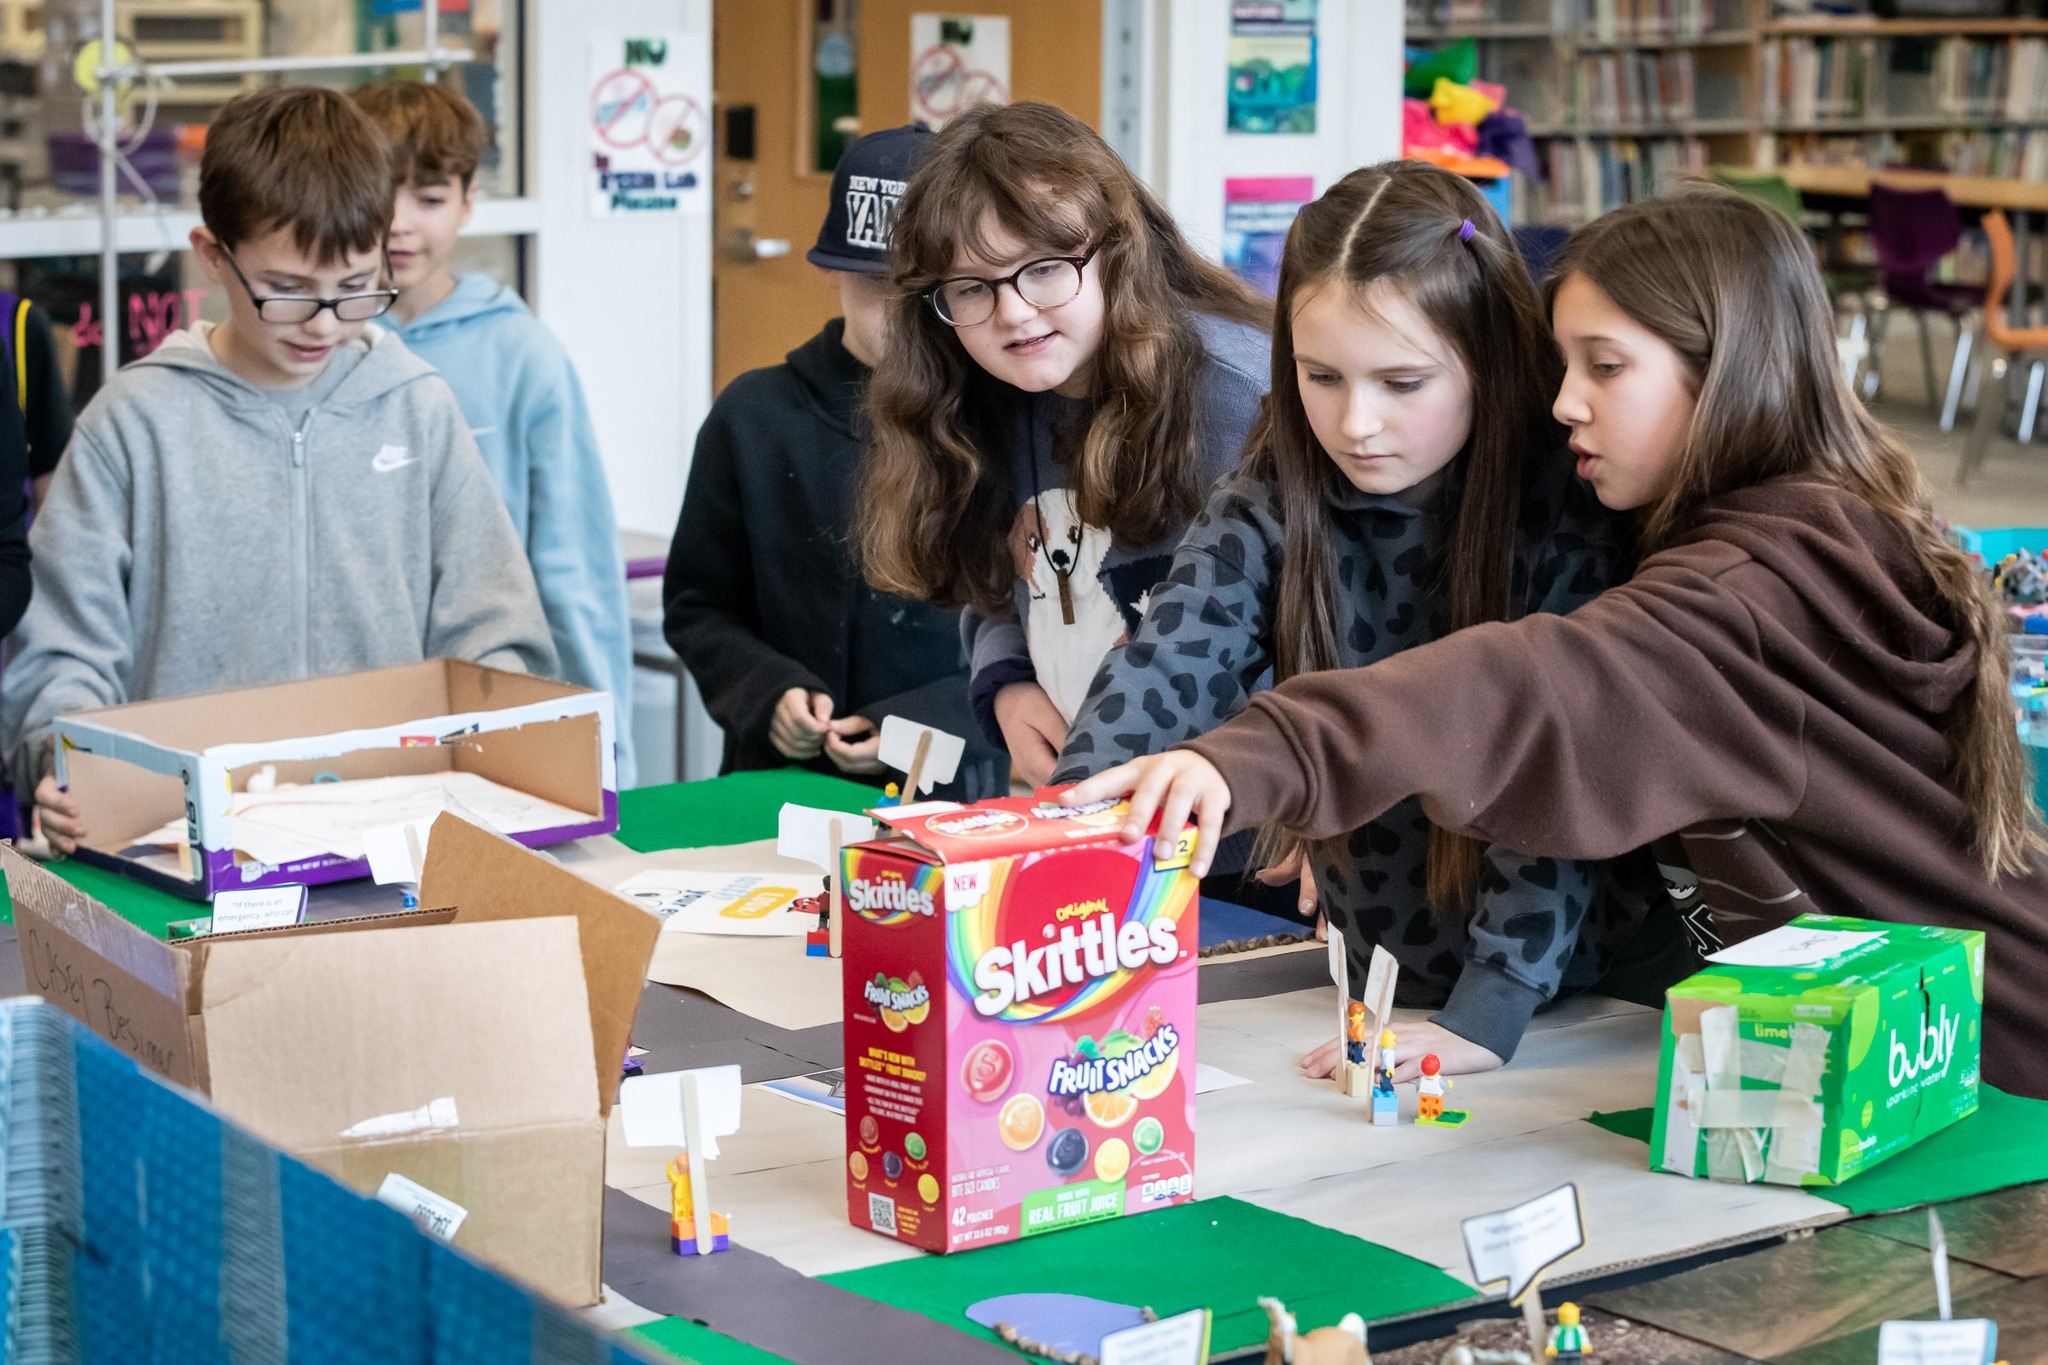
[808, 123, 932, 275]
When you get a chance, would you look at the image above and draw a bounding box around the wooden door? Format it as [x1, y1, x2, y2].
[711, 0, 1103, 390]
[711, 1, 839, 391]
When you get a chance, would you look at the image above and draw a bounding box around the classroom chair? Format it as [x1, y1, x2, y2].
[1864, 183, 1980, 430]
[1957, 210, 2048, 486]
[1710, 166, 1803, 223]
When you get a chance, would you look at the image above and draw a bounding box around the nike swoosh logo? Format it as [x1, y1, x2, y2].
[371, 444, 418, 473]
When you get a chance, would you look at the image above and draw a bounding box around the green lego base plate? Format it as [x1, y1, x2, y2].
[1416, 1109, 1471, 1128]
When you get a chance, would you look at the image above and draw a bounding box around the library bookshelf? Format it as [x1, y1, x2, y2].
[1407, 0, 2048, 224]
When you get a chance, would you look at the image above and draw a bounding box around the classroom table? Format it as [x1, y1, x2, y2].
[7, 771, 2048, 1364]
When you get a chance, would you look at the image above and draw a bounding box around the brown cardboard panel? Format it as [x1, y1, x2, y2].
[423, 814, 658, 1115]
[444, 659, 589, 714]
[199, 917, 598, 1151]
[3, 846, 197, 1085]
[69, 659, 456, 752]
[314, 1117, 606, 1308]
[64, 749, 191, 854]
[455, 712, 603, 817]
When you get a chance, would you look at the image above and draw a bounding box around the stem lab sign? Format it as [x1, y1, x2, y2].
[589, 34, 709, 218]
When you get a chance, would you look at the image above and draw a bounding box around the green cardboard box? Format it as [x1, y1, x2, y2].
[1650, 914, 1982, 1187]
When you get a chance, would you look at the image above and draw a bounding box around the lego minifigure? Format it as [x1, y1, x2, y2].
[1371, 1027, 1399, 1126]
[1546, 1302, 1589, 1361]
[667, 1152, 730, 1254]
[1415, 1053, 1449, 1120]
[1345, 1001, 1368, 1066]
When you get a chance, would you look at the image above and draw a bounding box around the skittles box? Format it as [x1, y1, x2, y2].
[1651, 914, 1983, 1188]
[839, 795, 1200, 1252]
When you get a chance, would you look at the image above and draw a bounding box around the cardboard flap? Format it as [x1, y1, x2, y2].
[3, 846, 198, 1086]
[200, 917, 597, 1151]
[419, 813, 657, 1115]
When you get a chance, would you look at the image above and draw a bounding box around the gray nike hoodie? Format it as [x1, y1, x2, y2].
[3, 321, 556, 793]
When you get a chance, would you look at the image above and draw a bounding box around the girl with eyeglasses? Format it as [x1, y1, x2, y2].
[857, 101, 1270, 792]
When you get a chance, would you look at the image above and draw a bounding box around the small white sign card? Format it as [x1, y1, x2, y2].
[1097, 1308, 1212, 1365]
[1706, 924, 1885, 969]
[775, 804, 875, 870]
[1876, 1320, 1997, 1365]
[1327, 927, 1349, 1090]
[1461, 1182, 1587, 1304]
[878, 715, 965, 796]
[208, 884, 307, 934]
[618, 1064, 744, 1155]
[374, 1172, 467, 1242]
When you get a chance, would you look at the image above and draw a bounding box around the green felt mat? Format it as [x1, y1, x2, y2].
[1586, 1086, 2048, 1216]
[0, 772, 886, 939]
[623, 1318, 795, 1365]
[822, 1196, 1474, 1355]
[617, 770, 882, 853]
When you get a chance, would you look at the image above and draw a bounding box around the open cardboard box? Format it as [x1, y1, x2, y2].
[53, 658, 617, 900]
[5, 813, 659, 1307]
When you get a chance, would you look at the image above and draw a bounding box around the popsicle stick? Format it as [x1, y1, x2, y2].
[827, 818, 845, 959]
[903, 730, 933, 800]
[681, 1070, 714, 1256]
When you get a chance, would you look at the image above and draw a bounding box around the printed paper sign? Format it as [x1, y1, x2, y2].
[777, 804, 875, 869]
[1876, 1319, 1997, 1365]
[1098, 1308, 1212, 1365]
[619, 1064, 743, 1155]
[208, 884, 306, 933]
[1461, 1183, 1586, 1304]
[588, 33, 709, 217]
[910, 13, 1010, 130]
[1707, 925, 1885, 968]
[375, 1172, 467, 1242]
[1223, 176, 1312, 296]
[878, 715, 966, 793]
[618, 869, 812, 937]
[1227, 0, 1318, 134]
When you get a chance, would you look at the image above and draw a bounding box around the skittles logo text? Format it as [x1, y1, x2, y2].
[927, 809, 1028, 839]
[971, 910, 1180, 1018]
[846, 861, 943, 924]
[1047, 1023, 1181, 1097]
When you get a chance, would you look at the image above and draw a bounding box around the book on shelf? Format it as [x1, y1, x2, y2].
[1763, 126, 2048, 178]
[1539, 134, 1707, 221]
[1564, 0, 1719, 43]
[1570, 49, 1699, 125]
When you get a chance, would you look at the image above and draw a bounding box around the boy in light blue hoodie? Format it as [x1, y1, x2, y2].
[5, 86, 554, 853]
[355, 81, 636, 785]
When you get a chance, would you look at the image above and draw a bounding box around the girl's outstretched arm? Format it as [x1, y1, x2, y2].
[1062, 751, 1234, 877]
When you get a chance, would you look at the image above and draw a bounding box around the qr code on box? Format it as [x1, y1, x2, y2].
[868, 1192, 897, 1236]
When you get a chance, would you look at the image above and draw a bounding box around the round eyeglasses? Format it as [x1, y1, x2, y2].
[925, 245, 1098, 327]
[219, 244, 399, 325]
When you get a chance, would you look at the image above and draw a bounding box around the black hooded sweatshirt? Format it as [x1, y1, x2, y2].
[664, 320, 1004, 797]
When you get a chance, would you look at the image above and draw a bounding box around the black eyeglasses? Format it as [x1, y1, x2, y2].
[218, 244, 399, 325]
[925, 244, 1099, 327]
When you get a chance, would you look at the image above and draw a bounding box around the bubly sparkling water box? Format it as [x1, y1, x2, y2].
[839, 796, 1200, 1252]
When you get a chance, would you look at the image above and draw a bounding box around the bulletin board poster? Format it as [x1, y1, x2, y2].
[910, 13, 1011, 130]
[1227, 1, 1318, 134]
[588, 34, 710, 218]
[1223, 176, 1313, 297]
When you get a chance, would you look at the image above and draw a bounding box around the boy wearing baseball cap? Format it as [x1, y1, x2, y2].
[663, 126, 1002, 796]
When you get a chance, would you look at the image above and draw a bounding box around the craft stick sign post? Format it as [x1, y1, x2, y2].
[588, 34, 709, 217]
[1461, 1182, 1587, 1359]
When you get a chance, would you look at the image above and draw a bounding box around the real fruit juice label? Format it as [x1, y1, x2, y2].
[840, 797, 1200, 1252]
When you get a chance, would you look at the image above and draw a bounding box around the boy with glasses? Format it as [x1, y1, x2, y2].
[2, 85, 553, 853]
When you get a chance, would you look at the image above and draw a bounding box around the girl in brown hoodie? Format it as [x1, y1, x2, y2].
[1065, 185, 2048, 1099]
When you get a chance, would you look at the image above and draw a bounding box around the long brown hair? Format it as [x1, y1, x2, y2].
[1252, 161, 1567, 909]
[1552, 182, 2044, 877]
[858, 102, 1268, 614]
